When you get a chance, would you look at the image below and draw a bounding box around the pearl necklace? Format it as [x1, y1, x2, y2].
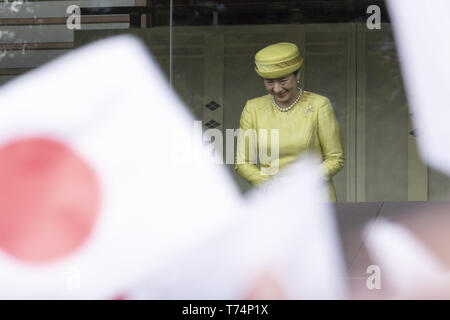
[272, 88, 303, 112]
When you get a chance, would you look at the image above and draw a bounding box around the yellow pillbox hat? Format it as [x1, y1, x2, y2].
[254, 42, 303, 79]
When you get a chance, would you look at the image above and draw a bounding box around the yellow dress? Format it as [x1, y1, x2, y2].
[235, 91, 345, 202]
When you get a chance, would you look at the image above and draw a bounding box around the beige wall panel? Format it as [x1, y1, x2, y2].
[359, 24, 409, 201]
[428, 168, 450, 200]
[172, 56, 204, 121]
[407, 116, 428, 201]
[172, 28, 209, 120]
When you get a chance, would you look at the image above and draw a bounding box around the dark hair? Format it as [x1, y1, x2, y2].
[261, 70, 300, 80]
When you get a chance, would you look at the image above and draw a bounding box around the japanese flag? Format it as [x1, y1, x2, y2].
[0, 35, 240, 299]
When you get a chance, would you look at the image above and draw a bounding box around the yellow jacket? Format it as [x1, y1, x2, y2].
[235, 91, 345, 201]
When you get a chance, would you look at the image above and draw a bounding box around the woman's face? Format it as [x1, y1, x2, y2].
[263, 72, 298, 106]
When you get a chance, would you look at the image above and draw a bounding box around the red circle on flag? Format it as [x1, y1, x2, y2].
[0, 138, 101, 263]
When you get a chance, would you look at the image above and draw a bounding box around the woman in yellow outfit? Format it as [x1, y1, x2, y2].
[235, 42, 344, 202]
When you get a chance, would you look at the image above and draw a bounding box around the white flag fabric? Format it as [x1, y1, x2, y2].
[126, 157, 348, 300]
[386, 0, 450, 175]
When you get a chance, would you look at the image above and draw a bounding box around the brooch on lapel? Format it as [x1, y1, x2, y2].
[305, 103, 314, 114]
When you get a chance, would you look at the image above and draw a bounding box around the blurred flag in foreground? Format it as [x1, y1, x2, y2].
[0, 36, 240, 299]
[126, 158, 348, 300]
[365, 219, 446, 296]
[386, 0, 450, 175]
[0, 35, 346, 299]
